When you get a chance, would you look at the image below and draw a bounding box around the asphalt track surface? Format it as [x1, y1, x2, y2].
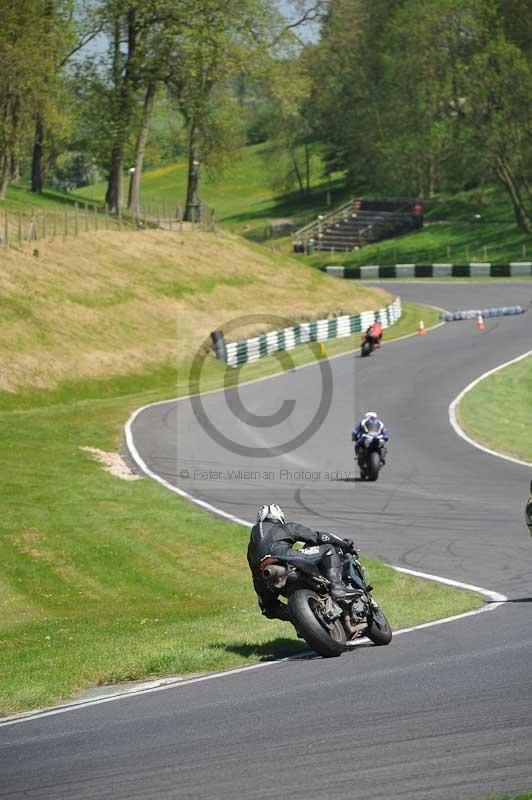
[2, 282, 532, 799]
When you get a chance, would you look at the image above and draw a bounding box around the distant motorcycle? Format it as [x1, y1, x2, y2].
[360, 332, 380, 357]
[356, 426, 387, 481]
[259, 548, 392, 657]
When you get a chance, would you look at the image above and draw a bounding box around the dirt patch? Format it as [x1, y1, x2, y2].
[80, 446, 142, 481]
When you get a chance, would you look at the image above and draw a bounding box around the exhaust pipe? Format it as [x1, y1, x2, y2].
[262, 565, 287, 580]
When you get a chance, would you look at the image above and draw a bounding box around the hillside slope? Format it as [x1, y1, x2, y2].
[0, 230, 390, 394]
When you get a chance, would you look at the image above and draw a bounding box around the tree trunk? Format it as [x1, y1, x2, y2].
[31, 1, 54, 194]
[185, 121, 201, 221]
[305, 142, 311, 192]
[416, 162, 424, 200]
[105, 147, 123, 213]
[105, 9, 138, 214]
[10, 98, 20, 183]
[496, 156, 532, 234]
[428, 157, 436, 200]
[31, 114, 44, 193]
[10, 151, 20, 183]
[128, 82, 157, 214]
[0, 146, 10, 200]
[290, 148, 304, 193]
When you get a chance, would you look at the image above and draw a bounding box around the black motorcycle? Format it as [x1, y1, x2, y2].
[259, 548, 392, 657]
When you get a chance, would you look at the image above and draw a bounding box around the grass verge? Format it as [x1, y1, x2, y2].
[307, 220, 532, 270]
[457, 355, 532, 462]
[0, 300, 476, 715]
[1, 143, 345, 242]
[483, 795, 532, 800]
[0, 229, 390, 395]
[0, 301, 441, 413]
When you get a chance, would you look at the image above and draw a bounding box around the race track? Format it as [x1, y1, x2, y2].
[2, 281, 532, 799]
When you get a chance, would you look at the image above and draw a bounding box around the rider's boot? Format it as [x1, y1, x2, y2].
[327, 567, 359, 601]
[322, 552, 360, 602]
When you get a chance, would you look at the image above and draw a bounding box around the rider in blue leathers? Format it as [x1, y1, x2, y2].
[352, 411, 389, 462]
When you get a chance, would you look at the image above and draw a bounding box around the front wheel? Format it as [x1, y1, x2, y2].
[366, 599, 392, 645]
[288, 590, 346, 657]
[361, 340, 372, 357]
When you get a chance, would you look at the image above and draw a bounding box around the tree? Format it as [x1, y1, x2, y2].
[30, 0, 102, 194]
[100, 0, 195, 212]
[379, 0, 485, 198]
[0, 1, 52, 200]
[466, 36, 532, 232]
[309, 0, 395, 192]
[171, 0, 285, 219]
[255, 54, 317, 194]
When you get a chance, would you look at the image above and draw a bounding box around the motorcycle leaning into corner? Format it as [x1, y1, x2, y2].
[259, 545, 392, 657]
[360, 321, 383, 357]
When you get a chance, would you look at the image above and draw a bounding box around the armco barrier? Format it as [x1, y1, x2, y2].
[225, 298, 402, 367]
[442, 306, 528, 321]
[326, 263, 532, 279]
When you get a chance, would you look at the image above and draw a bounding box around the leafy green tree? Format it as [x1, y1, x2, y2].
[29, 0, 102, 194]
[308, 0, 532, 228]
[379, 0, 485, 198]
[170, 0, 275, 220]
[0, 1, 53, 199]
[255, 53, 317, 194]
[466, 35, 532, 232]
[309, 0, 394, 192]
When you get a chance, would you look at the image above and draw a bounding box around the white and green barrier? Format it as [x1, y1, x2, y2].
[326, 263, 532, 279]
[224, 297, 402, 367]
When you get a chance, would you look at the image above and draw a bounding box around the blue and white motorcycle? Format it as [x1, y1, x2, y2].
[356, 428, 387, 481]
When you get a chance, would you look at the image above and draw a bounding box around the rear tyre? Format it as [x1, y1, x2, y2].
[288, 590, 346, 657]
[367, 451, 380, 481]
[366, 599, 392, 645]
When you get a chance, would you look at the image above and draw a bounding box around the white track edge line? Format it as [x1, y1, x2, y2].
[3, 308, 502, 729]
[449, 350, 532, 468]
[0, 564, 505, 728]
[3, 401, 489, 727]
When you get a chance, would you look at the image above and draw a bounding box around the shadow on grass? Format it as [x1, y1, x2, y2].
[213, 637, 312, 662]
[7, 183, 102, 210]
[221, 180, 349, 228]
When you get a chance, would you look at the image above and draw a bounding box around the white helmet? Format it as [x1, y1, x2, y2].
[257, 504, 285, 525]
[363, 411, 378, 420]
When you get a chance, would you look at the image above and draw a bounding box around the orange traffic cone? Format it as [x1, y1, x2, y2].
[475, 312, 485, 331]
[417, 320, 426, 336]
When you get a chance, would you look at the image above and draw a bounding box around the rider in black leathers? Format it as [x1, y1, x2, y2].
[247, 503, 358, 621]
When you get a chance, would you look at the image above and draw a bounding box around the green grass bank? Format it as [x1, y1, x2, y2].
[0, 274, 468, 715]
[3, 146, 532, 265]
[1, 143, 345, 242]
[457, 354, 532, 462]
[307, 220, 532, 271]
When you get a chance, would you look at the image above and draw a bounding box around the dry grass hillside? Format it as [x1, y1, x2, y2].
[0, 230, 391, 393]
